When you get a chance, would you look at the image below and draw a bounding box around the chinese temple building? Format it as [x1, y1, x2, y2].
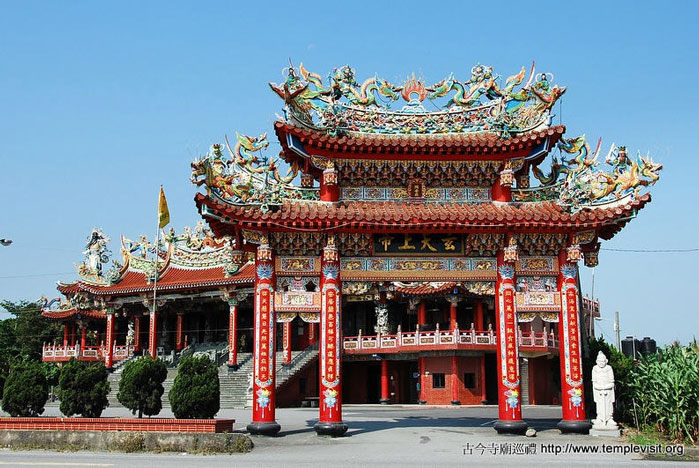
[42, 61, 660, 437]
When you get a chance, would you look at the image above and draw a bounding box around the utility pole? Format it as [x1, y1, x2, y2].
[614, 311, 620, 350]
[589, 267, 596, 338]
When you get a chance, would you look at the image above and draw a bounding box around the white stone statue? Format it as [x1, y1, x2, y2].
[591, 351, 618, 429]
[126, 320, 135, 346]
[374, 303, 389, 335]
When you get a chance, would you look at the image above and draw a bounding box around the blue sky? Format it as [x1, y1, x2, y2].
[1, 1, 697, 345]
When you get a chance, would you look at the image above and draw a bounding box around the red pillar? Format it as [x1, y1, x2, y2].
[315, 236, 347, 436]
[70, 323, 76, 346]
[282, 321, 292, 364]
[247, 240, 280, 436]
[449, 299, 458, 330]
[451, 355, 460, 405]
[380, 359, 390, 404]
[227, 297, 239, 367]
[493, 248, 528, 434]
[148, 306, 158, 358]
[475, 300, 484, 330]
[63, 323, 69, 346]
[319, 167, 339, 202]
[557, 249, 591, 434]
[417, 301, 426, 327]
[307, 322, 317, 346]
[175, 313, 184, 351]
[80, 327, 86, 349]
[492, 177, 512, 202]
[105, 312, 115, 369]
[133, 316, 141, 353]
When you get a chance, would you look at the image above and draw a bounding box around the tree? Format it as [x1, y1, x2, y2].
[1, 360, 48, 416]
[57, 359, 110, 417]
[0, 318, 17, 396]
[0, 300, 61, 361]
[169, 355, 220, 419]
[117, 356, 167, 418]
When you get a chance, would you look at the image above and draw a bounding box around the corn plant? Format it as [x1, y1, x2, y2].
[628, 343, 699, 443]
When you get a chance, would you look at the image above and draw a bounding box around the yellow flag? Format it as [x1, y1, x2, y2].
[158, 186, 170, 228]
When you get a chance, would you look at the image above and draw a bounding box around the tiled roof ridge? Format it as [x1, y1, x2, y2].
[275, 120, 565, 151]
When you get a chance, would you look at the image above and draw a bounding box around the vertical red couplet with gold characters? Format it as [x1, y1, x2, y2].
[493, 248, 528, 434]
[556, 248, 591, 434]
[227, 296, 238, 367]
[314, 235, 348, 436]
[282, 322, 292, 364]
[148, 305, 157, 358]
[105, 311, 114, 369]
[246, 240, 281, 436]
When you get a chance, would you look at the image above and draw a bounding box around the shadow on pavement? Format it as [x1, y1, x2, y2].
[289, 416, 561, 437]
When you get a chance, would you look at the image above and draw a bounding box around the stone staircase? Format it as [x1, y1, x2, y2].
[219, 346, 318, 408]
[106, 346, 318, 409]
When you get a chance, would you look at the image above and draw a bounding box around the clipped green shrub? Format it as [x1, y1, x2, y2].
[1, 360, 48, 416]
[117, 356, 167, 418]
[169, 355, 220, 419]
[57, 358, 110, 417]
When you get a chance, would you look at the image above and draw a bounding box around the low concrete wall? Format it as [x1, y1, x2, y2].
[0, 417, 234, 433]
[0, 430, 253, 454]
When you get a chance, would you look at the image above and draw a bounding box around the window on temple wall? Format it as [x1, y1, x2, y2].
[464, 373, 476, 389]
[305, 281, 317, 292]
[432, 373, 445, 389]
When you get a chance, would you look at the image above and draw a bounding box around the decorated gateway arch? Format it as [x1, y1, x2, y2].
[42, 61, 660, 437]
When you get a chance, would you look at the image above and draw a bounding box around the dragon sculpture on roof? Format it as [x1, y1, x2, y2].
[516, 136, 662, 211]
[269, 61, 566, 137]
[191, 133, 319, 211]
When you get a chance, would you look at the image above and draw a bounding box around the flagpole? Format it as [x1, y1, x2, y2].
[151, 185, 170, 358]
[152, 186, 161, 358]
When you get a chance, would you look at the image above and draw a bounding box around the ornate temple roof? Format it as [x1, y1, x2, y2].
[49, 223, 255, 310]
[41, 308, 106, 321]
[275, 121, 565, 159]
[195, 192, 651, 240]
[190, 61, 661, 218]
[269, 62, 565, 138]
[57, 264, 254, 297]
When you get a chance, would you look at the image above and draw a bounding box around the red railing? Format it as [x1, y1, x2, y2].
[42, 344, 135, 362]
[343, 328, 558, 354]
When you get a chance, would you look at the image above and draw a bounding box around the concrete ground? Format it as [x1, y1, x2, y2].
[0, 405, 691, 467]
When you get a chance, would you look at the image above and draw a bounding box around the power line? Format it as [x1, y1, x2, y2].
[600, 248, 699, 253]
[0, 272, 75, 279]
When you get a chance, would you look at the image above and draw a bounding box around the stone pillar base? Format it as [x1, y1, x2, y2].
[314, 421, 348, 437]
[493, 420, 528, 435]
[379, 398, 391, 405]
[558, 419, 592, 434]
[590, 427, 620, 437]
[246, 421, 281, 436]
[418, 400, 427, 405]
[451, 400, 461, 406]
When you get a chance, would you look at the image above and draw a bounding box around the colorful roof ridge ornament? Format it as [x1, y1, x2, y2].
[268, 61, 565, 137]
[515, 136, 662, 212]
[191, 133, 319, 211]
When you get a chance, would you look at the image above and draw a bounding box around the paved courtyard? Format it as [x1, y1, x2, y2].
[0, 405, 690, 467]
